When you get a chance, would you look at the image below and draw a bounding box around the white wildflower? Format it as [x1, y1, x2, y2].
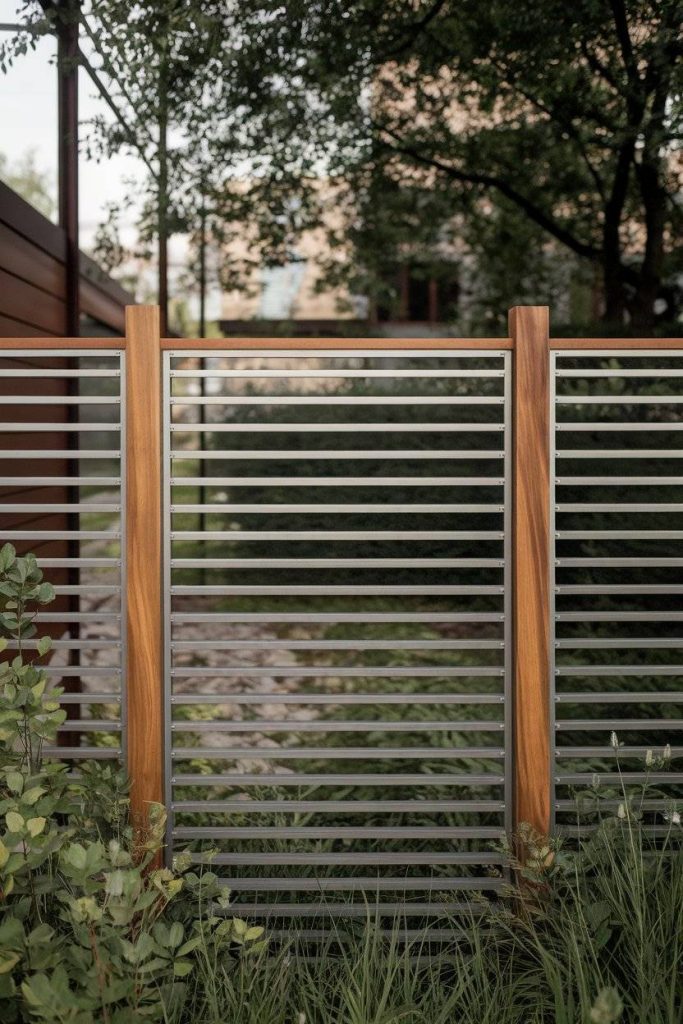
[645, 749, 654, 767]
[664, 810, 681, 826]
[663, 743, 672, 762]
[617, 803, 626, 820]
[610, 731, 619, 750]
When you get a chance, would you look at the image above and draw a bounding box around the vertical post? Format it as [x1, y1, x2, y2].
[125, 306, 164, 855]
[510, 305, 551, 836]
[57, 0, 80, 337]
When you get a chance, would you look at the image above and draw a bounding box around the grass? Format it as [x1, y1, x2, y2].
[165, 804, 682, 1024]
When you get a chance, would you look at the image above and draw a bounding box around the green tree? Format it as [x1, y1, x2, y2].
[232, 0, 683, 330]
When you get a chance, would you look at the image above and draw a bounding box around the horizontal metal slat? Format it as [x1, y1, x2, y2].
[171, 639, 504, 651]
[556, 422, 683, 432]
[556, 503, 683, 512]
[0, 423, 120, 432]
[43, 666, 120, 676]
[0, 450, 121, 459]
[556, 531, 683, 539]
[557, 638, 679, 647]
[1, 477, 120, 487]
[222, 876, 503, 892]
[556, 478, 683, 487]
[171, 422, 505, 433]
[171, 476, 504, 487]
[33, 612, 121, 622]
[171, 746, 506, 760]
[173, 825, 504, 840]
[57, 721, 121, 732]
[556, 450, 683, 459]
[171, 557, 503, 569]
[556, 611, 683, 621]
[557, 369, 683, 378]
[225, 904, 479, 918]
[172, 799, 505, 813]
[557, 395, 683, 404]
[172, 395, 505, 406]
[0, 368, 120, 378]
[556, 666, 683, 677]
[171, 530, 504, 541]
[171, 772, 505, 786]
[1, 531, 120, 541]
[168, 348, 507, 359]
[556, 691, 683, 702]
[8, 639, 120, 650]
[556, 584, 683, 594]
[170, 449, 505, 461]
[555, 745, 682, 758]
[556, 719, 683, 731]
[171, 612, 505, 623]
[189, 851, 503, 865]
[172, 720, 505, 733]
[170, 693, 505, 705]
[171, 585, 504, 596]
[2, 395, 119, 405]
[0, 504, 120, 513]
[171, 368, 505, 379]
[558, 557, 683, 567]
[171, 666, 503, 679]
[171, 504, 504, 514]
[36, 557, 120, 569]
[54, 693, 121, 704]
[556, 638, 682, 649]
[557, 772, 683, 784]
[43, 747, 121, 759]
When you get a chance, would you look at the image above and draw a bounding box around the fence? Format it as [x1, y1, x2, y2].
[1, 305, 681, 923]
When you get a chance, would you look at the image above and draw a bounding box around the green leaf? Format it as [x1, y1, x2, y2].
[0, 952, 20, 975]
[0, 544, 15, 571]
[6, 772, 23, 794]
[26, 817, 46, 838]
[0, 839, 9, 869]
[21, 787, 44, 806]
[5, 811, 24, 833]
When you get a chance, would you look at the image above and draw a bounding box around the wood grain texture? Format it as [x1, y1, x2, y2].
[125, 306, 163, 851]
[161, 337, 512, 350]
[550, 338, 683, 348]
[0, 338, 124, 348]
[511, 306, 551, 836]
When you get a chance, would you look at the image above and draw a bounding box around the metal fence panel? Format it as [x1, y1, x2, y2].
[0, 349, 126, 761]
[552, 350, 683, 828]
[163, 348, 512, 924]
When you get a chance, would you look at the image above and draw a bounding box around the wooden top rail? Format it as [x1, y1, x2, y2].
[0, 337, 125, 349]
[160, 337, 512, 350]
[550, 338, 683, 349]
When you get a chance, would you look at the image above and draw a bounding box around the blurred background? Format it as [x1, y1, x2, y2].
[1, 0, 681, 341]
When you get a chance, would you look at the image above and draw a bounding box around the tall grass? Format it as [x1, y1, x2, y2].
[170, 795, 681, 1024]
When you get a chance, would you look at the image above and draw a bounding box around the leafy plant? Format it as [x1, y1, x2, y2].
[0, 544, 264, 1023]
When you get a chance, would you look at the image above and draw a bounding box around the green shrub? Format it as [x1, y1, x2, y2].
[0, 544, 265, 1023]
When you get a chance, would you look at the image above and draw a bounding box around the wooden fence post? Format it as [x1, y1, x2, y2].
[510, 306, 552, 836]
[125, 305, 164, 854]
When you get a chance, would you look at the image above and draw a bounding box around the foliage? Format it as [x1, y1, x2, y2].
[0, 544, 265, 1023]
[227, 0, 683, 329]
[0, 151, 56, 220]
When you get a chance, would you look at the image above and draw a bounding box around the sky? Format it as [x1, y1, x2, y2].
[0, 0, 219, 317]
